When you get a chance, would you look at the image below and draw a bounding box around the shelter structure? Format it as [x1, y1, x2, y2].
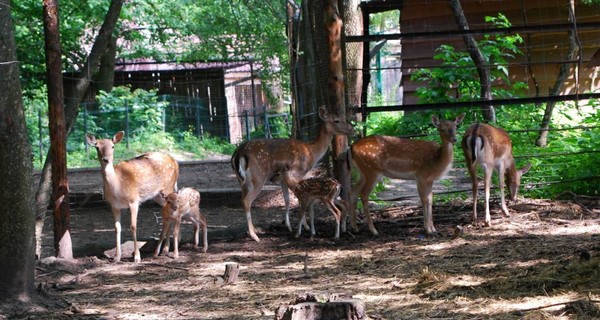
[351, 0, 600, 110]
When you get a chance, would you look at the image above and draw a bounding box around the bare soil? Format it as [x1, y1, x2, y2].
[7, 160, 600, 319]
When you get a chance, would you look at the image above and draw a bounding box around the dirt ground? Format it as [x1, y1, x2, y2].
[9, 160, 600, 319]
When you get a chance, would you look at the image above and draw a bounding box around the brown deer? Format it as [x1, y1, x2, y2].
[350, 113, 465, 236]
[154, 187, 208, 259]
[231, 106, 355, 242]
[86, 131, 179, 262]
[461, 123, 531, 227]
[281, 172, 348, 239]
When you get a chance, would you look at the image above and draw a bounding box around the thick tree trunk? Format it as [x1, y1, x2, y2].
[536, 0, 579, 147]
[324, 0, 351, 220]
[341, 0, 363, 117]
[34, 0, 125, 259]
[0, 0, 37, 306]
[43, 0, 73, 260]
[96, 34, 117, 93]
[449, 0, 495, 123]
[287, 0, 301, 137]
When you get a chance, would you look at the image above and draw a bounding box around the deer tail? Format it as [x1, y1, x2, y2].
[468, 123, 484, 168]
[231, 150, 248, 183]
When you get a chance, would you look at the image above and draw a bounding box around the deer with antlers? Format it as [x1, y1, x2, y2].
[350, 113, 465, 236]
[231, 106, 355, 242]
[461, 123, 531, 227]
[86, 131, 179, 262]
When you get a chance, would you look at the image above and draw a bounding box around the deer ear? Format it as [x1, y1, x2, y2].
[455, 113, 466, 125]
[318, 106, 329, 120]
[85, 134, 97, 146]
[431, 115, 440, 127]
[519, 163, 532, 176]
[113, 131, 124, 144]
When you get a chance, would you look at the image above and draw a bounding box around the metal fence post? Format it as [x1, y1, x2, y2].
[244, 110, 250, 140]
[125, 102, 130, 149]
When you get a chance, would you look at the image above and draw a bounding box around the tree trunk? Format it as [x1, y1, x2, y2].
[536, 0, 579, 147]
[34, 0, 125, 259]
[287, 0, 301, 138]
[96, 34, 117, 93]
[449, 0, 495, 123]
[324, 0, 351, 219]
[341, 0, 363, 118]
[0, 0, 37, 306]
[43, 0, 73, 260]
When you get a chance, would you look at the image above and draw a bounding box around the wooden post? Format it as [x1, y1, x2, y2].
[324, 0, 352, 221]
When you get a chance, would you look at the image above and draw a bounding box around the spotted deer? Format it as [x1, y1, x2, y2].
[461, 123, 531, 227]
[350, 113, 465, 236]
[154, 187, 208, 259]
[86, 131, 179, 263]
[281, 172, 348, 239]
[231, 106, 355, 242]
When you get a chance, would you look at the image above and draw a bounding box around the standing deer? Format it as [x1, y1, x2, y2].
[154, 187, 208, 259]
[350, 113, 465, 236]
[461, 123, 531, 227]
[280, 172, 348, 239]
[231, 106, 355, 242]
[86, 131, 179, 263]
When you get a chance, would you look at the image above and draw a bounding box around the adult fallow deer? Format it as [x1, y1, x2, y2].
[350, 113, 465, 236]
[231, 106, 355, 242]
[86, 131, 179, 262]
[461, 123, 531, 227]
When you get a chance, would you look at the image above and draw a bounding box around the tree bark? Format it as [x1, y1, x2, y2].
[324, 0, 351, 218]
[34, 0, 125, 259]
[0, 0, 37, 306]
[223, 263, 240, 284]
[287, 0, 301, 137]
[96, 34, 118, 93]
[536, 0, 579, 147]
[341, 0, 363, 118]
[449, 0, 495, 123]
[43, 0, 73, 260]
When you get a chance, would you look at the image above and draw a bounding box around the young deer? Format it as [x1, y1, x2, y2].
[350, 113, 465, 236]
[461, 123, 531, 227]
[86, 131, 179, 263]
[154, 187, 208, 259]
[281, 172, 348, 239]
[231, 106, 354, 242]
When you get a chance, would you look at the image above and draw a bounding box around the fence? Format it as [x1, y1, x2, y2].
[31, 95, 290, 164]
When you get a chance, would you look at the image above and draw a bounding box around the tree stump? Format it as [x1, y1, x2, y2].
[223, 263, 239, 284]
[275, 292, 368, 320]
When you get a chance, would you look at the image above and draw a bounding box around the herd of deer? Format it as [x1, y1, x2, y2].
[85, 107, 530, 263]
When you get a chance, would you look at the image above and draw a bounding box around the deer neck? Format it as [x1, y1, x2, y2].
[306, 125, 333, 165]
[101, 163, 122, 195]
[435, 140, 455, 170]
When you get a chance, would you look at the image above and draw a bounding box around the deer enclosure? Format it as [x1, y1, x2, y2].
[28, 160, 600, 320]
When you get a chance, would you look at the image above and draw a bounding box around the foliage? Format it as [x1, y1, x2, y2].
[410, 13, 527, 104]
[96, 86, 167, 136]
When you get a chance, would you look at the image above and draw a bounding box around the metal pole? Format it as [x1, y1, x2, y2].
[125, 103, 130, 149]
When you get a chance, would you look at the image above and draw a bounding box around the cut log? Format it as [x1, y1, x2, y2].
[223, 263, 239, 284]
[275, 292, 368, 320]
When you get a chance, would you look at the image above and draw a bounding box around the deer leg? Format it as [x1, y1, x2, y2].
[417, 180, 436, 235]
[280, 182, 294, 232]
[128, 203, 142, 263]
[200, 214, 208, 253]
[483, 166, 493, 227]
[172, 219, 181, 259]
[360, 174, 381, 236]
[349, 174, 366, 233]
[308, 200, 317, 238]
[296, 201, 309, 238]
[498, 165, 510, 217]
[325, 199, 342, 239]
[467, 164, 479, 224]
[241, 177, 264, 242]
[154, 218, 171, 257]
[112, 207, 123, 262]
